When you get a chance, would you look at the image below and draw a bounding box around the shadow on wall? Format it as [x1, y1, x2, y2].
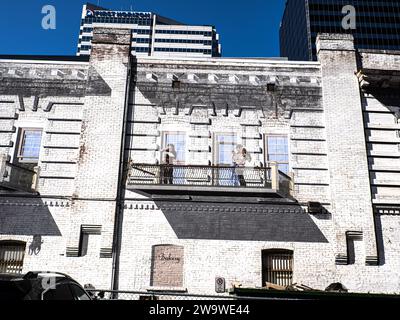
[374, 213, 386, 266]
[136, 80, 275, 112]
[362, 88, 399, 266]
[0, 197, 61, 237]
[0, 66, 111, 98]
[366, 89, 400, 119]
[28, 235, 44, 255]
[152, 200, 328, 243]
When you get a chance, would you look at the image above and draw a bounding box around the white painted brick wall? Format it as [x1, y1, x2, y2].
[1, 30, 400, 296]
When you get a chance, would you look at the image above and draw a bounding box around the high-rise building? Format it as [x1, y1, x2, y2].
[280, 0, 400, 61]
[77, 3, 221, 57]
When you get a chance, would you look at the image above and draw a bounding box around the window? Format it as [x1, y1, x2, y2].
[154, 48, 212, 54]
[69, 284, 91, 300]
[162, 132, 186, 165]
[133, 38, 150, 43]
[267, 83, 276, 92]
[0, 241, 26, 274]
[262, 249, 293, 287]
[81, 36, 92, 42]
[134, 47, 149, 53]
[43, 284, 74, 300]
[161, 132, 186, 185]
[215, 133, 237, 166]
[172, 80, 181, 89]
[265, 135, 289, 174]
[214, 133, 238, 186]
[16, 129, 42, 163]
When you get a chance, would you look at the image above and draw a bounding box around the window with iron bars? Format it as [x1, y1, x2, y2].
[0, 241, 26, 274]
[262, 249, 293, 287]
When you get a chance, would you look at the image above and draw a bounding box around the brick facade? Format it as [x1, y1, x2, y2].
[1, 28, 400, 295]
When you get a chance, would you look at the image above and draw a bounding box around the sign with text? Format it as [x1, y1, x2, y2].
[151, 245, 184, 288]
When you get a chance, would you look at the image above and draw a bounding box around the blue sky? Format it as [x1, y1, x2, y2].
[0, 0, 286, 57]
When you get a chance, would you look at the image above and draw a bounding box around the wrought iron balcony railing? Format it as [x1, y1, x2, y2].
[127, 162, 293, 197]
[0, 154, 40, 193]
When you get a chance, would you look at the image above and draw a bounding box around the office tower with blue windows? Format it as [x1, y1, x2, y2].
[77, 3, 221, 57]
[280, 0, 400, 61]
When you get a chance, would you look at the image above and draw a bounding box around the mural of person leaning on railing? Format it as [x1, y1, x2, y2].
[231, 144, 254, 187]
[160, 144, 177, 185]
[127, 151, 277, 189]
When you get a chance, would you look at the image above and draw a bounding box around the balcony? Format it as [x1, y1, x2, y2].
[127, 162, 293, 197]
[0, 155, 40, 193]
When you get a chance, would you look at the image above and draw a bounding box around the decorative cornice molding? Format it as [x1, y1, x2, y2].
[375, 206, 400, 215]
[0, 201, 70, 208]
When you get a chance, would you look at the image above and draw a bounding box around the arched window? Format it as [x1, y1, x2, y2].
[0, 240, 26, 274]
[150, 245, 184, 288]
[262, 249, 293, 287]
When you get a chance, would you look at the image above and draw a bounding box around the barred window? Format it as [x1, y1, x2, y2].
[0, 241, 26, 274]
[262, 249, 293, 287]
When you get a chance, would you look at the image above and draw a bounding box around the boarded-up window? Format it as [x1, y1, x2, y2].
[0, 241, 26, 274]
[151, 245, 184, 288]
[262, 249, 293, 287]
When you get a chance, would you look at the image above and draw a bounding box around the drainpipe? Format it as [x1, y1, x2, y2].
[111, 55, 134, 292]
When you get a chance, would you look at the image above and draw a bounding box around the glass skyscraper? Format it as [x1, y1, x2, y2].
[280, 0, 400, 61]
[78, 3, 221, 58]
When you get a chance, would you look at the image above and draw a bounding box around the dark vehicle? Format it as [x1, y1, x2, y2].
[0, 271, 91, 300]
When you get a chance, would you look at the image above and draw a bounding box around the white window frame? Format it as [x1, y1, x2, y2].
[264, 134, 290, 174]
[213, 132, 239, 166]
[10, 120, 44, 165]
[15, 128, 43, 164]
[161, 131, 187, 165]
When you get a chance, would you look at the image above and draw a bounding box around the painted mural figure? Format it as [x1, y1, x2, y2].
[236, 147, 252, 186]
[232, 145, 252, 186]
[231, 145, 242, 186]
[161, 144, 176, 184]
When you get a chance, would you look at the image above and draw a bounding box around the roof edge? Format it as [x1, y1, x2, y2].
[0, 55, 90, 62]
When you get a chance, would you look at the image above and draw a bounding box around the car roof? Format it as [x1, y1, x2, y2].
[0, 273, 24, 281]
[0, 271, 90, 300]
[24, 271, 74, 279]
[0, 272, 81, 286]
